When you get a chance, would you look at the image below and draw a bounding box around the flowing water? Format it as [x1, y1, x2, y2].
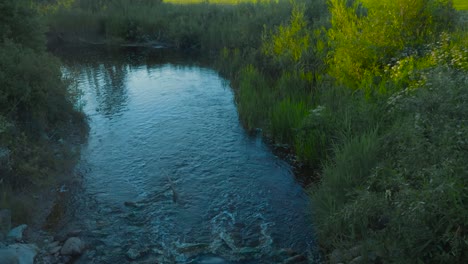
[54, 47, 316, 263]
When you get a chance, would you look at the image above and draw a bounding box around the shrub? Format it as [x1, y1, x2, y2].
[327, 0, 456, 89]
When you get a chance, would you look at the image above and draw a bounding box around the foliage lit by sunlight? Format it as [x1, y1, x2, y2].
[454, 0, 468, 10]
[164, 0, 277, 4]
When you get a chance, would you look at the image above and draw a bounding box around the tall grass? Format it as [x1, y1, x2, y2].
[44, 0, 292, 51]
[164, 0, 274, 4]
[454, 0, 468, 10]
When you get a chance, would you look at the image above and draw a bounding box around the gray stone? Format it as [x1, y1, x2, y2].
[0, 209, 11, 239]
[0, 244, 38, 264]
[349, 256, 364, 264]
[48, 241, 60, 249]
[7, 225, 27, 242]
[60, 237, 84, 256]
[49, 246, 62, 255]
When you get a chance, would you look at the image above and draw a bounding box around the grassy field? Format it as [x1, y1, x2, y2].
[164, 0, 273, 4]
[454, 0, 468, 10]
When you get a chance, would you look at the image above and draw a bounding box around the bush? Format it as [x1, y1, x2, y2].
[327, 0, 456, 89]
[0, 0, 87, 223]
[310, 67, 468, 262]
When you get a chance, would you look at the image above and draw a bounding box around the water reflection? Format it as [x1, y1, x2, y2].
[57, 47, 200, 119]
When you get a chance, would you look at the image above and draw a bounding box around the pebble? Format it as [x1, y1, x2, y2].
[49, 245, 62, 255]
[60, 237, 85, 256]
[7, 224, 28, 242]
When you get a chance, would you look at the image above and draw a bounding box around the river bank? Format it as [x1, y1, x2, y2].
[5, 0, 468, 263]
[0, 1, 89, 262]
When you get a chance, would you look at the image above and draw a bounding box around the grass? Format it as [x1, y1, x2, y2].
[454, 0, 468, 10]
[44, 0, 292, 51]
[164, 0, 275, 4]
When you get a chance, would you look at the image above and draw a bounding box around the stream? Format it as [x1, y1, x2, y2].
[54, 47, 316, 263]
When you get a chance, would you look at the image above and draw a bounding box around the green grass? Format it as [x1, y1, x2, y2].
[164, 0, 275, 4]
[454, 0, 468, 10]
[44, 0, 292, 51]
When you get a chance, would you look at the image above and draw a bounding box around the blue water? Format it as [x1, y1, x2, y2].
[56, 47, 315, 263]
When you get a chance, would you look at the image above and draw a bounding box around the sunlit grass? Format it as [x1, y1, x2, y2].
[454, 0, 468, 10]
[164, 0, 276, 4]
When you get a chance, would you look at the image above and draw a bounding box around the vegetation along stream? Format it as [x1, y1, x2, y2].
[53, 47, 316, 263]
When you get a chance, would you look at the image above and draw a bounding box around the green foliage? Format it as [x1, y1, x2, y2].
[0, 0, 46, 51]
[236, 65, 272, 129]
[45, 0, 291, 50]
[1, 0, 87, 223]
[310, 67, 468, 262]
[310, 129, 381, 243]
[454, 0, 468, 10]
[270, 98, 308, 143]
[262, 3, 310, 66]
[327, 0, 456, 89]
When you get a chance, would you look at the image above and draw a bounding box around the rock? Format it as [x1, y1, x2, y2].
[0, 209, 11, 238]
[283, 254, 307, 264]
[60, 237, 84, 256]
[53, 228, 83, 243]
[7, 224, 27, 242]
[48, 241, 60, 249]
[49, 246, 62, 255]
[349, 256, 364, 264]
[0, 244, 38, 264]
